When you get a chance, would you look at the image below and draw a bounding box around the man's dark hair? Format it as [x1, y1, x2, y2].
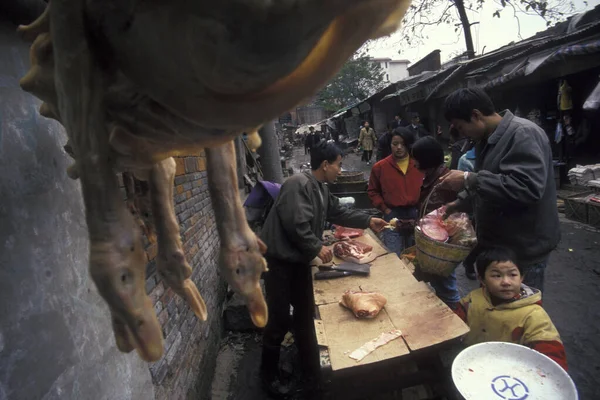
[395, 114, 400, 118]
[411, 137, 444, 170]
[391, 127, 416, 151]
[309, 126, 315, 131]
[476, 247, 523, 278]
[444, 87, 496, 122]
[310, 140, 343, 170]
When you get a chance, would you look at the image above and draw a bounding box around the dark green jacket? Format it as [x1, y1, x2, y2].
[260, 171, 372, 264]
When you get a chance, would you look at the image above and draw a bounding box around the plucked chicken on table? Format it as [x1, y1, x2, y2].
[17, 0, 410, 361]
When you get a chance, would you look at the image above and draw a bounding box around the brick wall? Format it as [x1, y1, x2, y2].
[122, 153, 225, 399]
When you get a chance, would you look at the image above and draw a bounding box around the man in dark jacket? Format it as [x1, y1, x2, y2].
[439, 88, 560, 293]
[407, 113, 430, 139]
[376, 123, 393, 161]
[260, 141, 387, 396]
[391, 113, 408, 129]
[303, 126, 320, 155]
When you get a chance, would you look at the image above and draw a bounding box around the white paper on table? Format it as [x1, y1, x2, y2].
[348, 329, 403, 362]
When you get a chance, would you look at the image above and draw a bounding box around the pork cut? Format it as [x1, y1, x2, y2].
[333, 240, 374, 264]
[333, 226, 364, 240]
[340, 290, 387, 318]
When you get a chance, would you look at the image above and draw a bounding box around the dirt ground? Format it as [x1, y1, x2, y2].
[211, 148, 600, 400]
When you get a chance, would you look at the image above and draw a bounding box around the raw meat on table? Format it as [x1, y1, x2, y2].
[333, 240, 375, 264]
[333, 226, 364, 239]
[340, 290, 387, 318]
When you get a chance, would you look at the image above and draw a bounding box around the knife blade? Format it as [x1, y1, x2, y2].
[318, 262, 370, 275]
[314, 270, 352, 280]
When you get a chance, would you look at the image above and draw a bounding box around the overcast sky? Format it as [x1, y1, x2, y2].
[369, 0, 600, 63]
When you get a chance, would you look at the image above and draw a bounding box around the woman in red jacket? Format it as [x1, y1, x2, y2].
[368, 128, 424, 255]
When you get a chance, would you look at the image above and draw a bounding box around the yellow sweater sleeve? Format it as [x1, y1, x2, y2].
[521, 307, 562, 344]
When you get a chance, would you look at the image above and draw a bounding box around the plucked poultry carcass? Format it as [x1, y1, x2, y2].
[16, 0, 410, 361]
[340, 290, 387, 318]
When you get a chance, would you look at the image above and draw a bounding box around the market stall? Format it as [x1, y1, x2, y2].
[311, 230, 469, 399]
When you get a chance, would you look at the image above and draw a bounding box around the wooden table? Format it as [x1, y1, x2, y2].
[312, 230, 469, 399]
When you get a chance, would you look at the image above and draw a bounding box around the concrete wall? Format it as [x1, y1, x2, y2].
[0, 20, 154, 400]
[0, 17, 224, 400]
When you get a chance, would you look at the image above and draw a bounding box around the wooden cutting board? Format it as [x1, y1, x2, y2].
[317, 303, 410, 371]
[310, 230, 389, 267]
[313, 254, 419, 306]
[384, 288, 470, 351]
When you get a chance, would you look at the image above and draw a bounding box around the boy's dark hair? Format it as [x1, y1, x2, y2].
[411, 137, 444, 170]
[444, 87, 496, 122]
[476, 247, 523, 278]
[391, 127, 416, 151]
[310, 140, 343, 170]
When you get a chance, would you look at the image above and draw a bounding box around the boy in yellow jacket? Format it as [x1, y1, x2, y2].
[454, 247, 568, 371]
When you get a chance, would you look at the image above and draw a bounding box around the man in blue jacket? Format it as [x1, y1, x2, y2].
[439, 88, 560, 293]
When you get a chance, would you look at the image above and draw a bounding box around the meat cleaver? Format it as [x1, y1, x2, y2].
[314, 270, 353, 280]
[318, 262, 370, 275]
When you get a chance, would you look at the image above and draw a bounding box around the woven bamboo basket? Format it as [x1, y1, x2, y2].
[415, 187, 473, 276]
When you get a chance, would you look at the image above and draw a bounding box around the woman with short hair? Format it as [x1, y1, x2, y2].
[368, 128, 423, 255]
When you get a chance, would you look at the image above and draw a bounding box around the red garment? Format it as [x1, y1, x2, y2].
[367, 156, 424, 212]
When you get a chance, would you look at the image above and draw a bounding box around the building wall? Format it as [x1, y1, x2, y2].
[375, 60, 409, 83]
[0, 18, 224, 400]
[295, 105, 330, 125]
[144, 154, 225, 400]
[388, 62, 410, 82]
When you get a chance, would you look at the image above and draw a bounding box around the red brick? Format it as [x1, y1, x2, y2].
[196, 158, 206, 172]
[175, 158, 186, 176]
[175, 184, 184, 194]
[186, 191, 192, 200]
[184, 157, 197, 173]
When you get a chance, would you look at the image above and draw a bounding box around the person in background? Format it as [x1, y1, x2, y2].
[376, 123, 393, 161]
[439, 87, 560, 293]
[411, 137, 455, 214]
[411, 137, 461, 307]
[449, 126, 468, 170]
[304, 126, 320, 155]
[359, 121, 377, 165]
[407, 112, 430, 140]
[456, 146, 478, 280]
[454, 247, 568, 371]
[457, 147, 476, 173]
[260, 141, 387, 397]
[368, 128, 423, 255]
[391, 113, 408, 129]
